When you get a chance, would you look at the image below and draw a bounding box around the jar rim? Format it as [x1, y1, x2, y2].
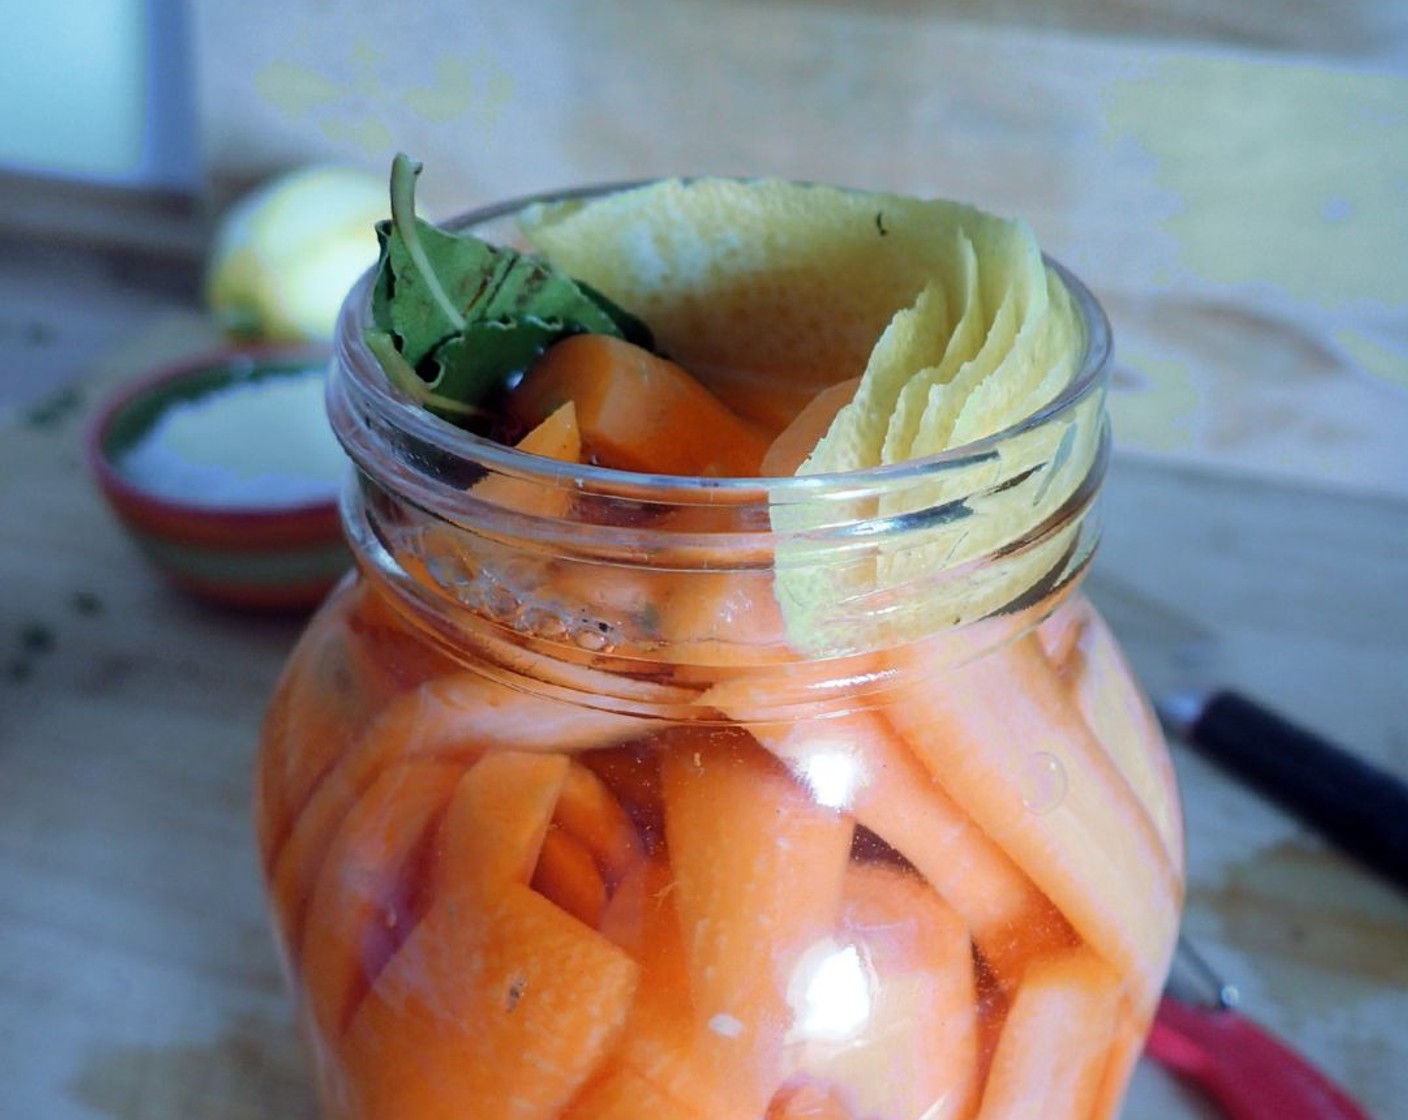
[329, 178, 1111, 509]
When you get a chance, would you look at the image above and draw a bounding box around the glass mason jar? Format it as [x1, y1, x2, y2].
[255, 186, 1184, 1120]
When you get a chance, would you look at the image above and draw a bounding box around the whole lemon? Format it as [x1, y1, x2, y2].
[205, 164, 392, 343]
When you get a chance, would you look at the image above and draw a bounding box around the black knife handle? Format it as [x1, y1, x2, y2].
[1185, 690, 1408, 893]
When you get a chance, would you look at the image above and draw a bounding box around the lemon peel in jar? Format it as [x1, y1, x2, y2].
[520, 179, 1095, 653]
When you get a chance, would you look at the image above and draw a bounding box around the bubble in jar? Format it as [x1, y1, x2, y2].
[571, 619, 617, 652]
[480, 581, 523, 621]
[522, 607, 569, 640]
[424, 549, 473, 595]
[1020, 751, 1067, 815]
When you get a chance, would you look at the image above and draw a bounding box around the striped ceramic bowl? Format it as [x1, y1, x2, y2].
[87, 346, 353, 612]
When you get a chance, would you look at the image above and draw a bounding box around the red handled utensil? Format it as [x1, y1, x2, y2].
[1147, 937, 1374, 1120]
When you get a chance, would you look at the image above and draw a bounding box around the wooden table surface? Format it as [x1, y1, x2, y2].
[3, 6, 1407, 1118]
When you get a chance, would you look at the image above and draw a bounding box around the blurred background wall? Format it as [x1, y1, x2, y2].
[8, 0, 1405, 306]
[183, 0, 1408, 417]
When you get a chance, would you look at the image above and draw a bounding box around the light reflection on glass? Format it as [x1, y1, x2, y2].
[798, 745, 864, 810]
[791, 940, 874, 1040]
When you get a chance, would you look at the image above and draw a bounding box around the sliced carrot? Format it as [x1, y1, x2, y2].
[1044, 597, 1184, 870]
[596, 857, 677, 959]
[734, 706, 1074, 987]
[653, 569, 796, 669]
[579, 741, 667, 852]
[506, 333, 772, 477]
[567, 1067, 720, 1120]
[883, 635, 1181, 1016]
[257, 581, 405, 868]
[259, 579, 468, 871]
[538, 562, 798, 673]
[974, 947, 1123, 1120]
[691, 360, 840, 438]
[760, 377, 860, 477]
[264, 670, 478, 890]
[257, 677, 339, 876]
[526, 546, 822, 678]
[541, 555, 661, 615]
[436, 750, 571, 893]
[297, 762, 462, 1039]
[533, 826, 609, 929]
[1087, 1002, 1149, 1120]
[336, 751, 638, 1119]
[575, 736, 860, 1120]
[554, 760, 647, 889]
[511, 398, 582, 459]
[694, 645, 887, 723]
[472, 400, 582, 518]
[264, 674, 507, 946]
[787, 861, 979, 1120]
[268, 671, 650, 916]
[660, 725, 857, 1116]
[341, 883, 639, 1120]
[269, 755, 368, 958]
[567, 859, 745, 1120]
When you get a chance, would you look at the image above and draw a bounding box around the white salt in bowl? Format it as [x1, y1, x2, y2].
[87, 346, 353, 611]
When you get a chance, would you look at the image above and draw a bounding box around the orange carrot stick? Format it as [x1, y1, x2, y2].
[268, 755, 367, 959]
[567, 1067, 720, 1120]
[579, 742, 666, 852]
[533, 826, 609, 929]
[787, 862, 979, 1120]
[506, 333, 772, 477]
[472, 399, 582, 518]
[689, 360, 840, 439]
[595, 856, 680, 962]
[661, 726, 857, 1116]
[884, 635, 1181, 1016]
[256, 582, 408, 868]
[341, 883, 639, 1120]
[264, 674, 512, 945]
[733, 706, 1074, 986]
[696, 646, 889, 726]
[760, 377, 860, 477]
[652, 569, 796, 669]
[512, 398, 582, 458]
[974, 948, 1124, 1120]
[554, 760, 647, 889]
[297, 762, 463, 1039]
[327, 672, 650, 807]
[568, 859, 734, 1120]
[437, 750, 571, 892]
[571, 857, 769, 1120]
[268, 670, 651, 911]
[336, 752, 638, 1120]
[1087, 1003, 1149, 1120]
[1043, 597, 1184, 869]
[573, 736, 862, 1120]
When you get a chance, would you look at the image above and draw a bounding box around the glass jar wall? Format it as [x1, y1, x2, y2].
[255, 188, 1183, 1120]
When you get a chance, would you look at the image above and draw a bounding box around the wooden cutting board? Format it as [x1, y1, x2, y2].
[2, 313, 1405, 1119]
